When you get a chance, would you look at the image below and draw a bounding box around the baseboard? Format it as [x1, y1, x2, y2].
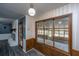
[25, 48, 34, 53]
[23, 49, 26, 53]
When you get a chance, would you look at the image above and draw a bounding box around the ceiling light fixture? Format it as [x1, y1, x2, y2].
[28, 3, 36, 16]
[58, 21, 62, 24]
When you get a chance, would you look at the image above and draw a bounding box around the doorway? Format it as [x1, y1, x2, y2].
[18, 16, 26, 49]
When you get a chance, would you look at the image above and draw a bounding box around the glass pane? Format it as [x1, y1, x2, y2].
[54, 17, 69, 52]
[44, 20, 53, 46]
[55, 42, 68, 52]
[48, 29, 52, 37]
[37, 36, 44, 43]
[37, 22, 44, 28]
[45, 39, 53, 46]
[65, 30, 68, 38]
[54, 17, 68, 28]
[37, 22, 45, 43]
[37, 29, 44, 35]
[54, 30, 59, 37]
[59, 30, 64, 37]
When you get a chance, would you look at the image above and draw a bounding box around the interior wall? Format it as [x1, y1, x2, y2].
[34, 3, 79, 51]
[0, 17, 12, 40]
[0, 34, 11, 40]
[0, 23, 12, 34]
[8, 20, 18, 46]
[26, 15, 36, 40]
[0, 17, 16, 46]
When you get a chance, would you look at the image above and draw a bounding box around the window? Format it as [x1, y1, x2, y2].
[37, 22, 45, 43]
[54, 17, 69, 52]
[36, 14, 72, 53]
[44, 20, 53, 46]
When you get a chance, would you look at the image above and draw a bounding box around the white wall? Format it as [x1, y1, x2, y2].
[0, 17, 13, 23]
[0, 17, 17, 46]
[25, 16, 36, 51]
[26, 16, 36, 40]
[34, 4, 79, 51]
[8, 20, 18, 46]
[0, 34, 11, 40]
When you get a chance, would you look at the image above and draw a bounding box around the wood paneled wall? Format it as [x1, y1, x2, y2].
[26, 38, 36, 51]
[26, 38, 79, 56]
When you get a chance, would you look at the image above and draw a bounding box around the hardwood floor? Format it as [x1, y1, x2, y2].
[72, 49, 79, 56]
[34, 42, 69, 56]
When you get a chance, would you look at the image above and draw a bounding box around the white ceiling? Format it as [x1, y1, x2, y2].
[0, 3, 67, 19]
[0, 3, 26, 19]
[26, 3, 67, 17]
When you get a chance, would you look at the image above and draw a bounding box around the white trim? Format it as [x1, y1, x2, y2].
[25, 48, 34, 53]
[32, 48, 45, 56]
[25, 48, 44, 56]
[23, 49, 26, 53]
